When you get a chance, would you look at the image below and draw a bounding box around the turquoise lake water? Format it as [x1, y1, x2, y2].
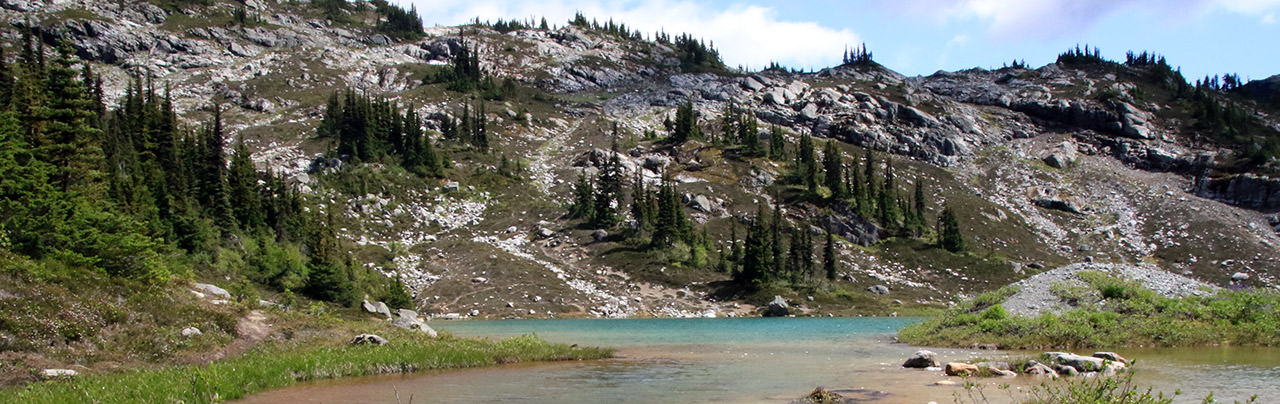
[235, 318, 1280, 404]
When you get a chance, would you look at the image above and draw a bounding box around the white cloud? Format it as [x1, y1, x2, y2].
[887, 0, 1280, 39]
[395, 0, 858, 70]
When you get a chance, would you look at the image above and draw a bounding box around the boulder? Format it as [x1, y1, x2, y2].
[1031, 198, 1082, 214]
[536, 228, 555, 239]
[391, 317, 438, 337]
[1092, 352, 1130, 365]
[902, 350, 941, 368]
[1054, 364, 1079, 376]
[351, 333, 389, 345]
[1231, 272, 1250, 282]
[40, 369, 78, 379]
[193, 283, 231, 299]
[1024, 362, 1058, 376]
[1046, 352, 1105, 372]
[362, 300, 378, 313]
[991, 369, 1018, 377]
[397, 309, 419, 320]
[764, 295, 790, 317]
[374, 301, 392, 318]
[944, 362, 979, 377]
[688, 194, 714, 212]
[974, 361, 1011, 371]
[181, 326, 202, 337]
[1044, 145, 1075, 167]
[592, 229, 609, 241]
[443, 181, 461, 192]
[867, 285, 890, 295]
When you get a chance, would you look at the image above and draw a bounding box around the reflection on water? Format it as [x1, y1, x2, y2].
[233, 318, 1279, 404]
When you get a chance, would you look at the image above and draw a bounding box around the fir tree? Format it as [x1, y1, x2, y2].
[568, 170, 595, 220]
[767, 125, 786, 160]
[793, 133, 818, 193]
[228, 141, 264, 229]
[823, 229, 837, 280]
[822, 140, 846, 199]
[938, 205, 966, 253]
[739, 112, 762, 157]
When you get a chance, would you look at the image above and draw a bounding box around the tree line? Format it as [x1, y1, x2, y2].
[0, 33, 408, 307]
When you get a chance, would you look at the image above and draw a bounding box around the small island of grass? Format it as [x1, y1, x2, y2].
[899, 270, 1280, 349]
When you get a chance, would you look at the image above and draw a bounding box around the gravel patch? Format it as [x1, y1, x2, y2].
[1002, 262, 1219, 317]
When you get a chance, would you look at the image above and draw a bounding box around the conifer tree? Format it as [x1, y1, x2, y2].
[823, 228, 837, 280]
[201, 105, 232, 228]
[591, 142, 624, 228]
[739, 112, 761, 157]
[738, 203, 772, 286]
[671, 100, 700, 143]
[938, 205, 966, 253]
[569, 170, 595, 220]
[228, 141, 264, 229]
[822, 140, 846, 199]
[768, 125, 786, 160]
[794, 133, 818, 193]
[877, 156, 900, 230]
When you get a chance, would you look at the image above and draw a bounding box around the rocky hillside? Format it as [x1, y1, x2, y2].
[7, 0, 1278, 319]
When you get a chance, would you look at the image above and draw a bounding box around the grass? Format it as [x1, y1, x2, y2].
[898, 272, 1280, 349]
[0, 332, 610, 404]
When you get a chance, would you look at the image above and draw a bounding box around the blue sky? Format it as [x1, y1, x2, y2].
[395, 0, 1280, 82]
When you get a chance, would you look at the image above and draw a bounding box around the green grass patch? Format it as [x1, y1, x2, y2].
[0, 332, 611, 404]
[899, 273, 1280, 349]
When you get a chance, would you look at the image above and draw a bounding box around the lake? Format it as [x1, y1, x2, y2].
[234, 318, 1279, 403]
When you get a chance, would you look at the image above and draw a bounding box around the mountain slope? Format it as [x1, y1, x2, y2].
[5, 0, 1278, 321]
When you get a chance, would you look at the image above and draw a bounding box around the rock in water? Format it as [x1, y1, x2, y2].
[1024, 361, 1058, 376]
[1092, 352, 1130, 365]
[902, 350, 941, 368]
[764, 295, 790, 317]
[351, 333, 389, 345]
[944, 362, 979, 377]
[1045, 352, 1105, 372]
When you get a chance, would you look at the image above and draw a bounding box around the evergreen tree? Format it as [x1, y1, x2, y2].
[568, 170, 595, 220]
[877, 156, 900, 230]
[591, 142, 624, 228]
[822, 140, 846, 199]
[305, 213, 356, 305]
[228, 141, 264, 229]
[651, 181, 688, 248]
[823, 229, 837, 280]
[671, 100, 700, 143]
[793, 133, 818, 193]
[737, 203, 772, 287]
[938, 205, 966, 253]
[739, 112, 762, 156]
[200, 105, 232, 227]
[767, 125, 786, 160]
[770, 201, 784, 280]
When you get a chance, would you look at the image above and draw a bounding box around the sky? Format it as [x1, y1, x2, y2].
[392, 0, 1280, 82]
